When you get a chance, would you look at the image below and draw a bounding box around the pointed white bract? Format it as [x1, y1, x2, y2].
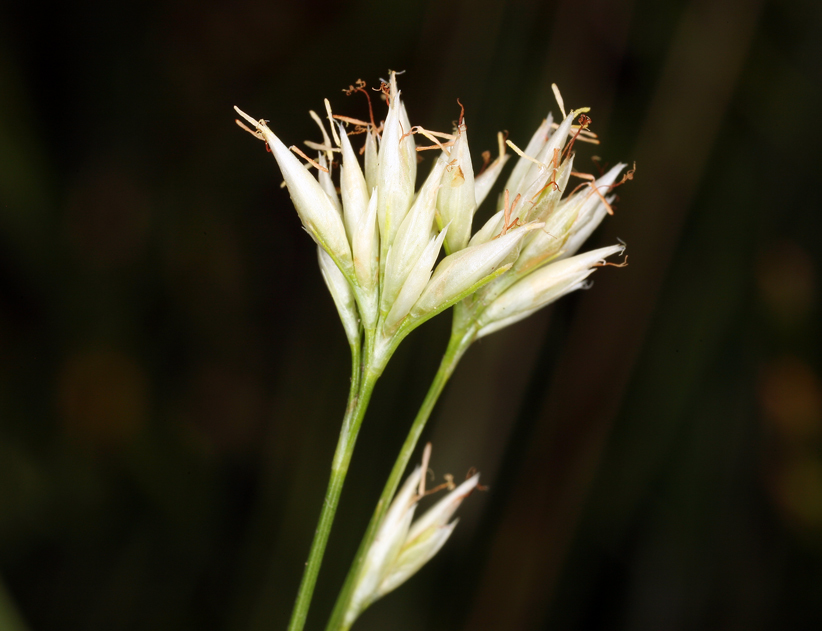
[502, 113, 553, 199]
[240, 115, 354, 277]
[363, 130, 379, 193]
[381, 158, 447, 317]
[376, 88, 417, 266]
[339, 124, 370, 244]
[436, 122, 477, 254]
[346, 456, 480, 627]
[384, 227, 448, 333]
[411, 222, 543, 319]
[352, 192, 379, 329]
[318, 154, 342, 215]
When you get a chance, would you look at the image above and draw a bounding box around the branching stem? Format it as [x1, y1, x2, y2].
[325, 323, 477, 631]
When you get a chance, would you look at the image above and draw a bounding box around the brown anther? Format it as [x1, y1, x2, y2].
[343, 79, 377, 130]
[566, 171, 614, 213]
[375, 81, 391, 100]
[289, 146, 328, 173]
[423, 473, 458, 497]
[333, 114, 371, 127]
[608, 162, 636, 190]
[561, 113, 592, 162]
[235, 119, 261, 138]
[593, 254, 628, 268]
[399, 125, 417, 143]
[533, 147, 562, 195]
[495, 190, 523, 237]
[412, 126, 456, 153]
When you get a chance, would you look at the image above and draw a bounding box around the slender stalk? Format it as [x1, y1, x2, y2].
[325, 324, 476, 631]
[286, 335, 377, 631]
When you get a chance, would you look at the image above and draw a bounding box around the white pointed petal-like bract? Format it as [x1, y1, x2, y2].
[478, 244, 624, 335]
[411, 222, 543, 318]
[468, 209, 506, 247]
[378, 521, 456, 597]
[437, 122, 477, 254]
[558, 198, 611, 260]
[353, 190, 379, 327]
[384, 227, 448, 333]
[553, 162, 625, 257]
[381, 158, 447, 315]
[353, 191, 380, 289]
[398, 99, 417, 182]
[339, 124, 370, 244]
[474, 153, 510, 208]
[517, 113, 575, 200]
[405, 473, 480, 544]
[347, 468, 422, 625]
[502, 113, 553, 197]
[258, 125, 353, 276]
[521, 153, 575, 226]
[378, 472, 479, 597]
[364, 130, 379, 193]
[318, 154, 342, 215]
[317, 247, 360, 347]
[377, 91, 416, 261]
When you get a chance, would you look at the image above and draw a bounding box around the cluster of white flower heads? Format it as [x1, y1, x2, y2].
[235, 71, 628, 368]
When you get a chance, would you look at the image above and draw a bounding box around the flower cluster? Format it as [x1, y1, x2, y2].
[345, 446, 479, 626]
[234, 72, 627, 372]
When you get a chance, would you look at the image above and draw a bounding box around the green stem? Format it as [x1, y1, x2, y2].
[286, 336, 377, 631]
[325, 324, 476, 631]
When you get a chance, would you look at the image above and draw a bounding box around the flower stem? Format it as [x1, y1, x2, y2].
[325, 324, 476, 631]
[286, 337, 378, 631]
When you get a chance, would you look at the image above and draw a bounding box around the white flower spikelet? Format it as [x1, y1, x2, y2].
[345, 447, 480, 626]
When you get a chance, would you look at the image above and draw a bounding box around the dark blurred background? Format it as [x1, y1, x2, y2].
[1, 0, 820, 629]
